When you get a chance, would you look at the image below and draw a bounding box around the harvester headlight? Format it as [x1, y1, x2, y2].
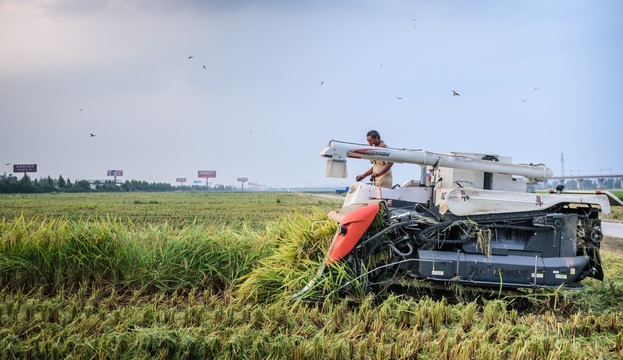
[591, 228, 603, 243]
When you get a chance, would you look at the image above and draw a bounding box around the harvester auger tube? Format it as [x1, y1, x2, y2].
[312, 139, 610, 294]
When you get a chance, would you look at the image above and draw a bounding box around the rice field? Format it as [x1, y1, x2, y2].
[0, 192, 335, 230]
[1, 192, 622, 359]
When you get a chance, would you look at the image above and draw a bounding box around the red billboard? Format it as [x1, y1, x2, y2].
[13, 164, 37, 173]
[107, 170, 124, 176]
[198, 170, 216, 178]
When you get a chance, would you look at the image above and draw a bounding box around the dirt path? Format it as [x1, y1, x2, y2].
[602, 236, 623, 255]
[601, 221, 623, 255]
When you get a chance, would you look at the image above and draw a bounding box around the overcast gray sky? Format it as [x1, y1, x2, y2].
[1, 0, 621, 188]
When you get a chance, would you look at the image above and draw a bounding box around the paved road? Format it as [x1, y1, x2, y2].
[305, 193, 344, 201]
[603, 221, 623, 239]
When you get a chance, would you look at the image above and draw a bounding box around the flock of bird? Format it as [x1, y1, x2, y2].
[182, 50, 540, 122]
[84, 50, 539, 138]
[82, 17, 542, 139]
[181, 16, 539, 108]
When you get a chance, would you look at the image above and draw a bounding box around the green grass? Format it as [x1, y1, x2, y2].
[0, 192, 622, 359]
[608, 205, 623, 220]
[609, 190, 623, 201]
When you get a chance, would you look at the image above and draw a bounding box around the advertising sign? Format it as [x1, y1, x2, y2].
[13, 164, 37, 173]
[198, 170, 216, 178]
[237, 177, 248, 182]
[176, 178, 187, 183]
[107, 170, 124, 176]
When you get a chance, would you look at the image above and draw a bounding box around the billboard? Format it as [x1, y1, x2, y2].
[198, 170, 216, 178]
[237, 177, 248, 182]
[176, 178, 187, 183]
[107, 170, 124, 176]
[13, 164, 37, 173]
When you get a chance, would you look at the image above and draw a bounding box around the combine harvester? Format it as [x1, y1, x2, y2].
[303, 140, 621, 295]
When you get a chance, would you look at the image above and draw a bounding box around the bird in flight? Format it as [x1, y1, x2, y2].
[452, 90, 460, 96]
[202, 65, 207, 70]
[396, 97, 402, 100]
[90, 133, 96, 137]
[320, 81, 324, 86]
[188, 55, 194, 59]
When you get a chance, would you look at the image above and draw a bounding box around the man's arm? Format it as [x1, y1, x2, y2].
[356, 167, 373, 181]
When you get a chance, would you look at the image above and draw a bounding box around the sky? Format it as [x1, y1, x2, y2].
[1, 0, 621, 189]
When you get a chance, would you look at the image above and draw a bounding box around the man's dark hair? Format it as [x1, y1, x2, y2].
[366, 130, 380, 139]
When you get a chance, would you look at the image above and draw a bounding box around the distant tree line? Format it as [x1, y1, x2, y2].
[0, 174, 177, 193]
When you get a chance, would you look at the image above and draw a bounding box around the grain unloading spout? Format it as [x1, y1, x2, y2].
[321, 140, 348, 178]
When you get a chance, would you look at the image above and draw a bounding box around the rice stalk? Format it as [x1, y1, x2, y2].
[476, 228, 492, 259]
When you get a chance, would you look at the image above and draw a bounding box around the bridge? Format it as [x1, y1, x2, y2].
[547, 174, 623, 190]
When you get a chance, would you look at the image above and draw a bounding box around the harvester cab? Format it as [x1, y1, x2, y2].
[314, 140, 613, 293]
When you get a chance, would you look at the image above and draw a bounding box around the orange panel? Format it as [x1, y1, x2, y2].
[327, 203, 380, 264]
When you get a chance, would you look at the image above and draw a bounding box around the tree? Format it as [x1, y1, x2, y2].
[40, 176, 54, 192]
[75, 180, 91, 192]
[17, 174, 35, 193]
[58, 175, 66, 189]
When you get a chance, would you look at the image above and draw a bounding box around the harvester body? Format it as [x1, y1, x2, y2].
[318, 140, 614, 290]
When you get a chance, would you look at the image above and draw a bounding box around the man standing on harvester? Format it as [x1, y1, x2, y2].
[355, 130, 393, 188]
